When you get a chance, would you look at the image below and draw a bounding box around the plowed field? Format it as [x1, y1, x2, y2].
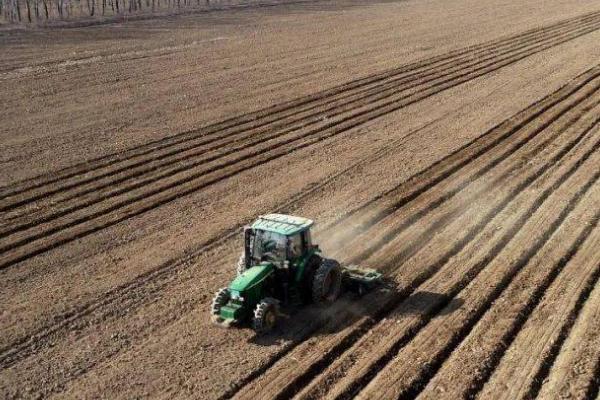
[1, 0, 599, 398]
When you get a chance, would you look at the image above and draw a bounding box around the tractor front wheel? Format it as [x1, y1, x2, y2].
[211, 288, 230, 316]
[312, 259, 342, 304]
[253, 298, 279, 334]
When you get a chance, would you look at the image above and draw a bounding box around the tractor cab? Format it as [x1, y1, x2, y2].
[243, 214, 315, 270]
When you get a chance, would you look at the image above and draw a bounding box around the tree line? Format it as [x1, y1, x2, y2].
[0, 0, 213, 23]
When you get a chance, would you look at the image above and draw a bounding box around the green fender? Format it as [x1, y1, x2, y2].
[294, 247, 320, 283]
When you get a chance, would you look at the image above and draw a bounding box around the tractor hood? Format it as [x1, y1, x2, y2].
[229, 263, 274, 292]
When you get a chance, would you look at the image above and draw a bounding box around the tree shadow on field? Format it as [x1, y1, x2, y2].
[248, 285, 464, 347]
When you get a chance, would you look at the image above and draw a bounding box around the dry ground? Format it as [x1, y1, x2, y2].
[0, 0, 599, 398]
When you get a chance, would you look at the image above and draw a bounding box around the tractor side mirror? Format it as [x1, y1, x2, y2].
[243, 226, 254, 268]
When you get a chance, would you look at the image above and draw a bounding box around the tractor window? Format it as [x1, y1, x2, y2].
[252, 230, 286, 261]
[289, 234, 303, 259]
[302, 230, 312, 248]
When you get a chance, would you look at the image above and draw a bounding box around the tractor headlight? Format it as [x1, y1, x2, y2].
[230, 290, 244, 301]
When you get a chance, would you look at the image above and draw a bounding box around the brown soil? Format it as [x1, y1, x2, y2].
[536, 279, 600, 400]
[1, 0, 599, 399]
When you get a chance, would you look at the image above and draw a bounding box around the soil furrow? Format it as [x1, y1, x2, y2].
[3, 22, 600, 271]
[384, 164, 600, 400]
[523, 266, 600, 400]
[332, 82, 600, 266]
[229, 82, 600, 400]
[3, 12, 599, 221]
[291, 114, 600, 400]
[0, 116, 445, 370]
[480, 245, 600, 400]
[535, 276, 600, 400]
[2, 9, 599, 204]
[474, 215, 600, 399]
[3, 60, 591, 394]
[4, 21, 593, 225]
[0, 119, 436, 368]
[350, 138, 600, 400]
[3, 2, 600, 398]
[588, 361, 600, 400]
[314, 65, 600, 251]
[420, 206, 600, 400]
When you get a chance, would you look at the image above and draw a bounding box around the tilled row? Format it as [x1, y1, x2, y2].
[0, 70, 596, 400]
[329, 80, 600, 267]
[2, 11, 600, 271]
[2, 9, 599, 210]
[299, 99, 600, 400]
[2, 63, 599, 399]
[356, 148, 600, 400]
[2, 46, 600, 400]
[534, 277, 600, 400]
[417, 185, 600, 399]
[475, 215, 600, 400]
[224, 65, 598, 398]
[0, 119, 439, 371]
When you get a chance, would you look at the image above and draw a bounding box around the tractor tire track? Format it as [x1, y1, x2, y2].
[0, 117, 440, 370]
[225, 72, 600, 400]
[1, 56, 598, 399]
[2, 17, 600, 271]
[474, 215, 600, 400]
[355, 154, 600, 400]
[2, 10, 599, 206]
[2, 10, 600, 223]
[535, 280, 600, 400]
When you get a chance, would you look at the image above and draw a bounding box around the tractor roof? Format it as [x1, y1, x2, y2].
[251, 214, 313, 236]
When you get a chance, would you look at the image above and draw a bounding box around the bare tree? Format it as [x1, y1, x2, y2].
[15, 0, 22, 21]
[0, 0, 228, 24]
[41, 0, 48, 19]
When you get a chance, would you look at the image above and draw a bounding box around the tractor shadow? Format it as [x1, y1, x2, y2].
[248, 286, 464, 346]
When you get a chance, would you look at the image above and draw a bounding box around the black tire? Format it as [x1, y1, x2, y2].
[211, 288, 230, 315]
[312, 258, 342, 304]
[301, 254, 322, 303]
[236, 253, 247, 276]
[253, 298, 279, 334]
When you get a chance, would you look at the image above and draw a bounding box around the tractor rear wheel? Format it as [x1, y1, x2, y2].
[312, 259, 342, 303]
[300, 254, 322, 303]
[253, 298, 279, 334]
[211, 288, 230, 315]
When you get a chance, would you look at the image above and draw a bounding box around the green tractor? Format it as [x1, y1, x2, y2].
[211, 214, 382, 333]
